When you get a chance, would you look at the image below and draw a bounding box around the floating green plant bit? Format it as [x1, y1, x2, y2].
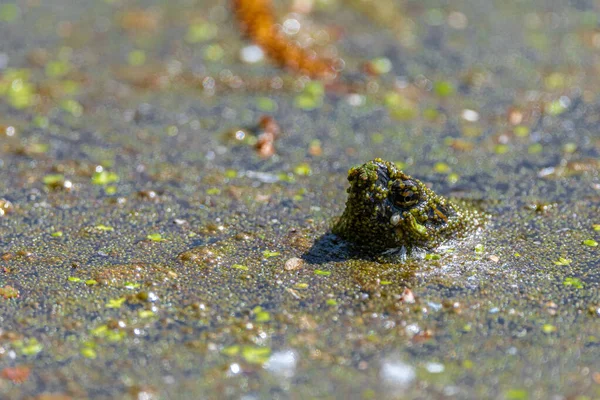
[293, 163, 312, 176]
[592, 224, 600, 231]
[252, 306, 270, 322]
[0, 4, 19, 22]
[314, 270, 331, 276]
[231, 264, 249, 271]
[582, 239, 598, 247]
[326, 299, 338, 306]
[241, 346, 271, 364]
[85, 279, 98, 286]
[146, 233, 166, 242]
[80, 347, 97, 359]
[185, 22, 218, 43]
[222, 345, 240, 356]
[294, 81, 324, 111]
[433, 80, 455, 97]
[68, 277, 82, 282]
[542, 324, 557, 334]
[553, 257, 571, 266]
[256, 96, 277, 112]
[295, 283, 309, 289]
[91, 170, 119, 185]
[563, 277, 583, 289]
[106, 297, 127, 308]
[124, 282, 140, 289]
[127, 50, 146, 66]
[138, 310, 155, 319]
[332, 159, 483, 253]
[50, 231, 63, 237]
[95, 224, 114, 231]
[206, 187, 221, 195]
[514, 125, 529, 137]
[42, 174, 65, 186]
[19, 338, 43, 356]
[262, 250, 280, 258]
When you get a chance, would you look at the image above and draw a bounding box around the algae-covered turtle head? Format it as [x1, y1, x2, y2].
[332, 158, 478, 253]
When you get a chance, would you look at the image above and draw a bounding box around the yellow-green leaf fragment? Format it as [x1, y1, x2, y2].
[583, 239, 598, 247]
[222, 345, 240, 356]
[241, 346, 271, 364]
[42, 174, 65, 185]
[146, 233, 166, 242]
[553, 257, 572, 266]
[51, 231, 63, 237]
[231, 264, 249, 271]
[91, 171, 119, 185]
[80, 347, 97, 359]
[262, 250, 280, 258]
[106, 297, 127, 308]
[67, 277, 82, 282]
[563, 277, 583, 289]
[542, 324, 557, 334]
[95, 224, 114, 231]
[314, 270, 331, 276]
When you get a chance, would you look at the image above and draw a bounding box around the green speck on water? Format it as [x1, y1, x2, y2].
[582, 239, 598, 247]
[542, 324, 557, 334]
[95, 224, 114, 231]
[425, 254, 441, 260]
[21, 340, 43, 356]
[206, 187, 221, 195]
[423, 107, 439, 120]
[104, 186, 117, 195]
[262, 250, 280, 258]
[563, 277, 583, 289]
[106, 297, 127, 308]
[225, 169, 238, 179]
[380, 280, 392, 285]
[256, 96, 277, 112]
[146, 233, 166, 242]
[0, 4, 19, 22]
[253, 307, 271, 322]
[91, 170, 119, 185]
[293, 163, 312, 176]
[315, 269, 331, 276]
[494, 144, 509, 155]
[80, 347, 97, 359]
[106, 330, 126, 342]
[394, 161, 406, 170]
[546, 100, 566, 116]
[294, 94, 319, 110]
[167, 125, 178, 136]
[61, 99, 83, 117]
[241, 346, 271, 364]
[474, 244, 485, 253]
[33, 116, 49, 128]
[326, 299, 338, 306]
[504, 388, 529, 400]
[433, 80, 455, 97]
[90, 325, 108, 337]
[204, 44, 224, 62]
[139, 310, 155, 318]
[369, 57, 392, 74]
[28, 143, 49, 154]
[51, 231, 63, 237]
[433, 162, 450, 174]
[185, 22, 218, 43]
[0, 68, 35, 109]
[68, 277, 82, 282]
[553, 257, 572, 266]
[85, 279, 98, 286]
[127, 50, 146, 66]
[592, 224, 600, 231]
[295, 283, 309, 289]
[45, 60, 71, 78]
[462, 324, 472, 332]
[124, 282, 140, 289]
[514, 125, 530, 137]
[222, 345, 240, 356]
[295, 81, 324, 110]
[42, 174, 65, 185]
[232, 264, 249, 271]
[514, 253, 521, 257]
[447, 173, 459, 184]
[562, 142, 577, 153]
[384, 92, 416, 120]
[528, 143, 543, 154]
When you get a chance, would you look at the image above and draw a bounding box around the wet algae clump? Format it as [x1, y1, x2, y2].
[332, 158, 482, 253]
